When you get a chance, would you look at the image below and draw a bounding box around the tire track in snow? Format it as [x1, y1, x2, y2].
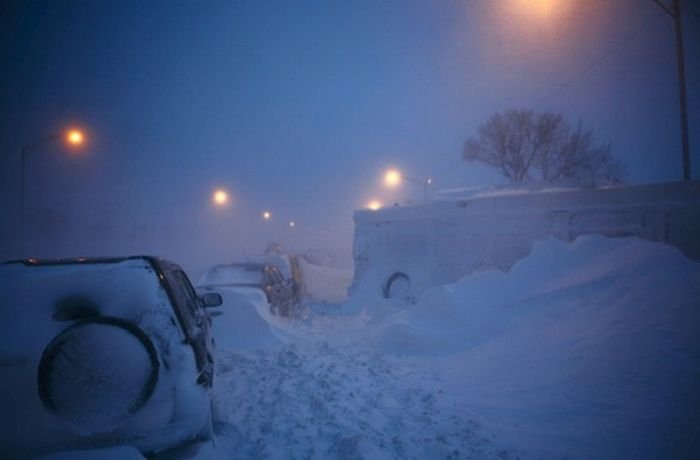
[212, 343, 521, 460]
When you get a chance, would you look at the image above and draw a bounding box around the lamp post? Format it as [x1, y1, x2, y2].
[383, 168, 432, 203]
[19, 129, 85, 253]
[653, 0, 691, 180]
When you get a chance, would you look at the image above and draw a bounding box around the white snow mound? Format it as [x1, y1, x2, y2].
[374, 235, 700, 458]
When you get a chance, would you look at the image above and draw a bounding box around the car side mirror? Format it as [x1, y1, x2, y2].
[200, 292, 223, 307]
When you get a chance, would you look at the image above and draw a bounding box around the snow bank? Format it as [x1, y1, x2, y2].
[11, 236, 697, 459]
[204, 287, 284, 351]
[376, 236, 700, 352]
[156, 236, 698, 460]
[201, 257, 354, 352]
[374, 236, 700, 459]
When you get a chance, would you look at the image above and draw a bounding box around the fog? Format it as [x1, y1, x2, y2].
[1, 0, 698, 275]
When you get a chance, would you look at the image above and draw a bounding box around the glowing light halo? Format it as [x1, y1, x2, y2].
[66, 129, 85, 146]
[508, 0, 562, 21]
[367, 199, 382, 211]
[383, 169, 402, 188]
[212, 189, 230, 206]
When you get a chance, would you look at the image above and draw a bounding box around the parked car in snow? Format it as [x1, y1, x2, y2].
[0, 256, 222, 458]
[198, 262, 299, 316]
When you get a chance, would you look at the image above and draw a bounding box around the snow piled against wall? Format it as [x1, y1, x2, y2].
[372, 235, 700, 459]
[205, 235, 700, 459]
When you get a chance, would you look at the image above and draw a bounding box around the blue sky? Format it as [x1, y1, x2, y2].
[1, 0, 698, 271]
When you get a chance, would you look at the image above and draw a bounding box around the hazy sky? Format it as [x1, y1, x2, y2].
[1, 0, 699, 272]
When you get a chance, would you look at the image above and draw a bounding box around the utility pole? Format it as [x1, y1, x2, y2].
[653, 0, 691, 180]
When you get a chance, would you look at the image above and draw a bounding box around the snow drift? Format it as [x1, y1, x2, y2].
[205, 287, 285, 351]
[373, 235, 700, 459]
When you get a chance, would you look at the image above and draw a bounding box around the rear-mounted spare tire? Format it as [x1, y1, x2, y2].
[38, 316, 159, 434]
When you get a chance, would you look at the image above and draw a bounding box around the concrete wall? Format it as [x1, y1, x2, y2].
[351, 181, 700, 300]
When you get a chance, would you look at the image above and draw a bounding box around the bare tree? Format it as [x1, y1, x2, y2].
[464, 110, 626, 186]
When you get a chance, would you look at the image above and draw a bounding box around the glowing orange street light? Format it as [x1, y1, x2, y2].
[384, 169, 402, 188]
[382, 167, 432, 203]
[262, 211, 272, 220]
[508, 0, 558, 20]
[212, 189, 230, 207]
[66, 129, 84, 146]
[367, 199, 382, 211]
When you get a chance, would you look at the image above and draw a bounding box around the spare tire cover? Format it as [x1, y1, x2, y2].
[38, 316, 159, 434]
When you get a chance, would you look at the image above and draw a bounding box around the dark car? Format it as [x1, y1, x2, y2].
[198, 262, 299, 316]
[0, 256, 222, 458]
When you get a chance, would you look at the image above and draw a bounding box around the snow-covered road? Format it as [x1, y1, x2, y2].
[161, 235, 699, 460]
[210, 344, 515, 460]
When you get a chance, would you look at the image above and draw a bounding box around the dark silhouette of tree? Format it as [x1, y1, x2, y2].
[464, 109, 626, 186]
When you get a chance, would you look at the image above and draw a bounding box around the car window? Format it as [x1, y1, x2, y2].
[164, 268, 211, 380]
[166, 270, 202, 337]
[175, 271, 200, 312]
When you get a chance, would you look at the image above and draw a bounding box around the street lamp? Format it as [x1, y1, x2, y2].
[262, 211, 272, 220]
[66, 129, 84, 146]
[19, 128, 86, 253]
[652, 0, 691, 180]
[384, 169, 402, 188]
[211, 188, 230, 207]
[382, 168, 432, 203]
[510, 0, 556, 19]
[367, 199, 383, 211]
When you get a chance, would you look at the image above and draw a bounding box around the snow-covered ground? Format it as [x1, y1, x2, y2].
[162, 235, 700, 460]
[7, 236, 697, 459]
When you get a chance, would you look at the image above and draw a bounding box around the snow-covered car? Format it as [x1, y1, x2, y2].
[0, 256, 222, 458]
[198, 263, 299, 316]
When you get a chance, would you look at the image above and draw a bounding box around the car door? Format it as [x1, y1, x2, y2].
[164, 269, 214, 387]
